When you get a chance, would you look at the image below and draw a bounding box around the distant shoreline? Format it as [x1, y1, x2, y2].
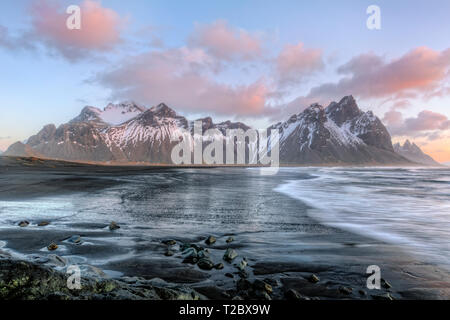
[0, 155, 440, 169]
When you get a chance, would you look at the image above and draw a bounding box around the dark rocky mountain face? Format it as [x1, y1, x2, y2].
[19, 122, 115, 162]
[271, 95, 407, 164]
[326, 96, 362, 126]
[190, 117, 250, 136]
[3, 141, 42, 158]
[99, 104, 190, 163]
[326, 96, 394, 152]
[70, 107, 103, 125]
[4, 102, 248, 164]
[4, 96, 412, 165]
[394, 140, 441, 166]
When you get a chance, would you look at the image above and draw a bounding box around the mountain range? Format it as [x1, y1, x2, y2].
[393, 140, 441, 166]
[3, 95, 441, 166]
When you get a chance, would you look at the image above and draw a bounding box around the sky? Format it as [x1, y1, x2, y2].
[0, 0, 449, 161]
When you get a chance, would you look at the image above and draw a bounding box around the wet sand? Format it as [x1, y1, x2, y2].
[0, 156, 449, 300]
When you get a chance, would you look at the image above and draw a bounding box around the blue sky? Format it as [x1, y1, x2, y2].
[0, 0, 449, 160]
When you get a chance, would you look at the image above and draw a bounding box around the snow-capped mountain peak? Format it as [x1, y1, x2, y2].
[104, 101, 146, 112]
[149, 103, 179, 118]
[70, 101, 147, 126]
[100, 101, 147, 125]
[70, 106, 103, 124]
[5, 96, 413, 165]
[270, 97, 405, 164]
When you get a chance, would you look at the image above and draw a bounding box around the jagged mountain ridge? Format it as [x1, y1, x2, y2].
[270, 96, 408, 164]
[70, 101, 147, 126]
[5, 96, 415, 165]
[393, 140, 441, 166]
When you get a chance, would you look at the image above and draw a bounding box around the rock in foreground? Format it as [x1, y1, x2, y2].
[0, 257, 204, 300]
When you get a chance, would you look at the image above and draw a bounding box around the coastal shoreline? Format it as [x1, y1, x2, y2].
[0, 157, 449, 300]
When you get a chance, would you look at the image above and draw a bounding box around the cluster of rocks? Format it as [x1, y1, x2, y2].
[8, 222, 398, 301]
[0, 256, 204, 300]
[226, 278, 275, 300]
[161, 235, 282, 300]
[162, 236, 235, 271]
[18, 220, 51, 228]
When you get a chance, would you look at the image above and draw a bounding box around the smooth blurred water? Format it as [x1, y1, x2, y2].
[0, 167, 449, 270]
[275, 167, 450, 269]
[0, 168, 315, 236]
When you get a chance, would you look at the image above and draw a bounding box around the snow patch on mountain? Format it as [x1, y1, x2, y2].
[71, 101, 147, 126]
[324, 117, 363, 147]
[100, 102, 147, 125]
[4, 96, 412, 165]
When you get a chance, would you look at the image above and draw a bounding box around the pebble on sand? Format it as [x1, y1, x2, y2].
[182, 248, 198, 264]
[197, 258, 215, 270]
[253, 279, 273, 294]
[18, 221, 30, 227]
[67, 235, 82, 244]
[223, 248, 238, 262]
[338, 286, 353, 295]
[109, 221, 120, 230]
[47, 243, 58, 251]
[237, 258, 247, 271]
[205, 236, 216, 245]
[309, 274, 320, 283]
[162, 239, 176, 246]
[214, 263, 224, 270]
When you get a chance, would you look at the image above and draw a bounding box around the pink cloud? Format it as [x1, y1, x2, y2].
[391, 99, 412, 110]
[95, 47, 270, 116]
[278, 47, 450, 121]
[30, 0, 125, 60]
[276, 42, 324, 85]
[404, 110, 450, 132]
[307, 47, 450, 101]
[383, 109, 404, 127]
[385, 109, 450, 137]
[188, 20, 262, 61]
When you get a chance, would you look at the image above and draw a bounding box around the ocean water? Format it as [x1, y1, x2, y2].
[0, 167, 449, 272]
[275, 167, 450, 269]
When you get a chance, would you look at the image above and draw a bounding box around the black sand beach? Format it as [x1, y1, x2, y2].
[0, 156, 449, 300]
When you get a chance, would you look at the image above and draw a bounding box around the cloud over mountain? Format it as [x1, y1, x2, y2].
[307, 47, 450, 101]
[275, 42, 324, 86]
[188, 20, 262, 62]
[95, 47, 270, 116]
[385, 110, 450, 137]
